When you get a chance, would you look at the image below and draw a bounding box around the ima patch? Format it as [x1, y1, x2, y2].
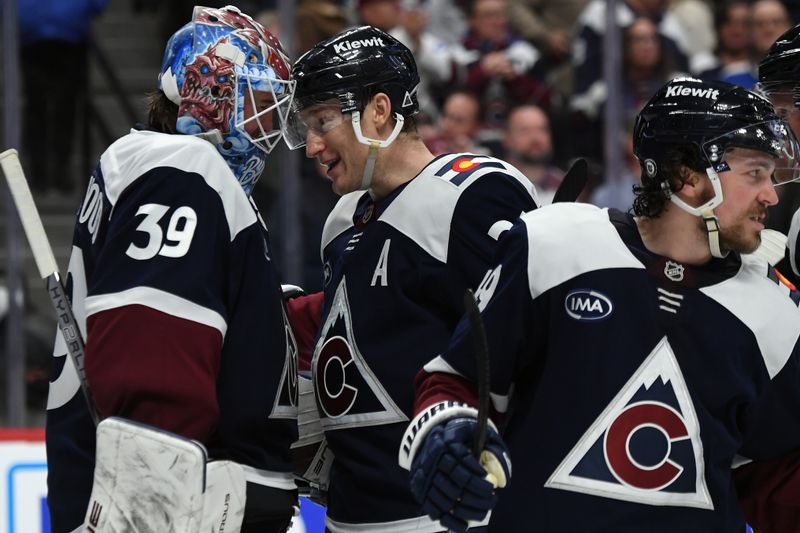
[311, 277, 408, 430]
[545, 336, 713, 510]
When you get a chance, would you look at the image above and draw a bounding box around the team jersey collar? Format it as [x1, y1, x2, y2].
[608, 209, 742, 289]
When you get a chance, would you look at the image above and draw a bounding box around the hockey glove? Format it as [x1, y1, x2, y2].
[409, 417, 511, 532]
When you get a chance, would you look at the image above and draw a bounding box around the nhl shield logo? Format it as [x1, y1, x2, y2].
[664, 261, 684, 282]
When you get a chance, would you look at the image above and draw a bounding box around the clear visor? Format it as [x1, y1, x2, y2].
[284, 98, 351, 150]
[236, 70, 295, 154]
[702, 119, 800, 185]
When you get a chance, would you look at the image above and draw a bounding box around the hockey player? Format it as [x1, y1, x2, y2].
[45, 6, 298, 532]
[283, 26, 538, 531]
[758, 25, 800, 284]
[400, 77, 800, 532]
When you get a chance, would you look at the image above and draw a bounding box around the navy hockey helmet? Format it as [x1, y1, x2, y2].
[158, 5, 294, 195]
[284, 25, 420, 150]
[634, 77, 800, 257]
[758, 24, 800, 98]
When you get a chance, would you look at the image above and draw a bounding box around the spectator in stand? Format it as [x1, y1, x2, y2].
[501, 105, 563, 204]
[356, 0, 401, 30]
[752, 0, 793, 59]
[699, 1, 757, 90]
[19, 0, 110, 195]
[571, 17, 685, 162]
[297, 0, 349, 55]
[589, 120, 639, 210]
[504, 0, 588, 67]
[572, 0, 691, 111]
[462, 0, 550, 130]
[668, 0, 716, 73]
[423, 90, 492, 155]
[356, 0, 466, 122]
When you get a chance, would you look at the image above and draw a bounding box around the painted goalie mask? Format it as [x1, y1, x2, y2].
[158, 5, 294, 195]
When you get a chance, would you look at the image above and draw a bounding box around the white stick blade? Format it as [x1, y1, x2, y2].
[0, 148, 60, 278]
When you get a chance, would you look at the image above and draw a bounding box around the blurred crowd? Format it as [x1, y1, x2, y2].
[8, 1, 800, 422]
[242, 0, 800, 207]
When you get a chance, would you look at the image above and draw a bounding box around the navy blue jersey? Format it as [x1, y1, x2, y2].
[45, 130, 297, 532]
[313, 153, 538, 531]
[414, 203, 800, 532]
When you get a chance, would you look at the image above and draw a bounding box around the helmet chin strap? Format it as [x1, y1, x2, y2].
[668, 166, 727, 259]
[351, 111, 405, 191]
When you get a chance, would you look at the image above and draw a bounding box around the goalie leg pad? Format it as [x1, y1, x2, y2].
[84, 417, 207, 532]
[202, 460, 247, 533]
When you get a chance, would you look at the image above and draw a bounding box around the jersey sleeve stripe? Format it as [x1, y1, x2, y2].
[86, 286, 227, 337]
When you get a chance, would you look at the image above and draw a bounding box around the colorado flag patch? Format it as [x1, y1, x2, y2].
[545, 336, 713, 509]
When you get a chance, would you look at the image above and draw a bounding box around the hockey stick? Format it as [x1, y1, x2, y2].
[463, 288, 490, 458]
[552, 157, 588, 204]
[0, 148, 101, 426]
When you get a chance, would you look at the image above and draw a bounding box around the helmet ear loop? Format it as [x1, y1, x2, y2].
[668, 166, 727, 258]
[351, 110, 406, 191]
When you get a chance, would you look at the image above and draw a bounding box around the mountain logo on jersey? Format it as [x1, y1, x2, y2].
[312, 277, 408, 430]
[545, 336, 713, 509]
[269, 307, 299, 419]
[564, 289, 613, 321]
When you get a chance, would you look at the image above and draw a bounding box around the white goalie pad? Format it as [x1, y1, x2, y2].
[83, 417, 245, 533]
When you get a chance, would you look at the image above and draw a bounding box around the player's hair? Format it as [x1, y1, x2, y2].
[145, 91, 178, 135]
[632, 144, 705, 218]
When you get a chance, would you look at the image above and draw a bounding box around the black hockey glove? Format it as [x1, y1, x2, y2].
[409, 417, 511, 532]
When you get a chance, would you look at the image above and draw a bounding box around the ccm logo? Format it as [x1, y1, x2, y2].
[564, 290, 613, 321]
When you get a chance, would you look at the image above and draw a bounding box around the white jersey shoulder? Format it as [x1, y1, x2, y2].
[320, 154, 535, 263]
[701, 254, 800, 379]
[100, 130, 255, 241]
[520, 203, 645, 299]
[320, 191, 364, 261]
[380, 154, 535, 263]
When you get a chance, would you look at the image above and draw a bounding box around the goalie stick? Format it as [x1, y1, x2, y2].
[463, 288, 490, 458]
[0, 148, 100, 426]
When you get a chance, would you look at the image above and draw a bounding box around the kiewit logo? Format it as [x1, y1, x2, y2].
[665, 85, 719, 100]
[333, 37, 386, 54]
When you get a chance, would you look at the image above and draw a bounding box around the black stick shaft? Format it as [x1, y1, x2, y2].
[464, 289, 490, 458]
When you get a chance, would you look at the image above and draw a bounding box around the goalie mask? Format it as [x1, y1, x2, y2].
[634, 77, 800, 258]
[284, 26, 420, 190]
[158, 5, 294, 195]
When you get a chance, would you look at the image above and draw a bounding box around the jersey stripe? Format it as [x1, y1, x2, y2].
[85, 286, 227, 337]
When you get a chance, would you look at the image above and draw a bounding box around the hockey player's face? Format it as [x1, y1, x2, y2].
[713, 148, 779, 253]
[769, 91, 800, 140]
[302, 103, 362, 194]
[242, 90, 275, 137]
